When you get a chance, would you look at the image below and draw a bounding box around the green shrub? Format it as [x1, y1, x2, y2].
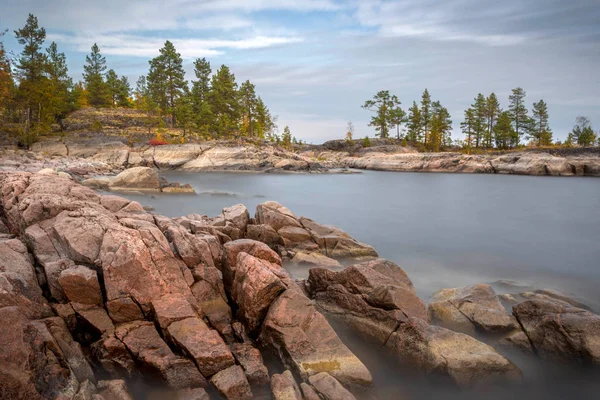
[362, 136, 371, 147]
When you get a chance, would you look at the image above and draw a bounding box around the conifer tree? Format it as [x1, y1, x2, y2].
[362, 90, 401, 138]
[461, 108, 475, 148]
[191, 58, 213, 133]
[83, 43, 109, 107]
[485, 93, 500, 148]
[420, 89, 432, 145]
[406, 101, 422, 143]
[45, 41, 73, 122]
[0, 29, 13, 118]
[494, 111, 515, 149]
[147, 40, 187, 127]
[209, 65, 240, 137]
[390, 104, 406, 139]
[568, 116, 596, 147]
[508, 87, 530, 147]
[281, 125, 292, 149]
[106, 69, 120, 107]
[175, 88, 195, 139]
[239, 80, 258, 137]
[472, 94, 487, 148]
[428, 101, 452, 151]
[14, 13, 49, 137]
[255, 96, 274, 139]
[530, 99, 552, 146]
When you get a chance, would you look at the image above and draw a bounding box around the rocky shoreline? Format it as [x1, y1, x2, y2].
[1, 171, 598, 400]
[1, 139, 597, 177]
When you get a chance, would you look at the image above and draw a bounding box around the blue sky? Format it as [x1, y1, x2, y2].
[1, 0, 599, 143]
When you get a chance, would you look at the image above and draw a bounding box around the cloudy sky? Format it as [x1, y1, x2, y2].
[2, 0, 599, 143]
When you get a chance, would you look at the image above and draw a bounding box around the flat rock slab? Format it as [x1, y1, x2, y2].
[308, 372, 356, 400]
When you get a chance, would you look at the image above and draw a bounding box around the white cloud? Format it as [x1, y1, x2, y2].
[48, 33, 303, 58]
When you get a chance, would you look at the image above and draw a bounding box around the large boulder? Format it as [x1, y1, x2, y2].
[58, 265, 103, 306]
[108, 167, 160, 191]
[222, 239, 282, 290]
[308, 259, 427, 344]
[512, 299, 600, 364]
[260, 288, 372, 386]
[255, 201, 303, 231]
[222, 204, 250, 233]
[230, 252, 288, 333]
[428, 284, 517, 334]
[230, 343, 269, 385]
[385, 317, 522, 389]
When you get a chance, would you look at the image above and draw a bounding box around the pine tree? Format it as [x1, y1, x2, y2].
[460, 108, 475, 148]
[117, 76, 132, 107]
[239, 80, 258, 137]
[472, 94, 487, 148]
[0, 30, 13, 117]
[281, 125, 292, 149]
[390, 104, 406, 139]
[209, 65, 240, 137]
[175, 88, 195, 139]
[45, 41, 73, 122]
[105, 69, 120, 107]
[420, 89, 432, 145]
[494, 111, 515, 149]
[14, 13, 49, 139]
[428, 101, 452, 151]
[361, 90, 401, 138]
[255, 96, 274, 139]
[530, 99, 552, 146]
[133, 75, 158, 134]
[568, 116, 596, 147]
[508, 87, 530, 147]
[147, 40, 187, 127]
[485, 93, 500, 148]
[406, 101, 422, 143]
[191, 58, 213, 133]
[83, 43, 109, 107]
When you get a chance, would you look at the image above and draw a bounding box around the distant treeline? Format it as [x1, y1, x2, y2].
[0, 14, 300, 148]
[360, 89, 599, 151]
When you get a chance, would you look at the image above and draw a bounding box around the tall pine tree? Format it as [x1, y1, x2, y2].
[420, 89, 432, 146]
[406, 101, 422, 143]
[531, 99, 552, 146]
[472, 94, 487, 148]
[83, 43, 109, 107]
[485, 93, 500, 148]
[361, 90, 401, 138]
[239, 80, 258, 137]
[147, 40, 187, 127]
[508, 87, 530, 147]
[209, 65, 240, 137]
[191, 57, 213, 133]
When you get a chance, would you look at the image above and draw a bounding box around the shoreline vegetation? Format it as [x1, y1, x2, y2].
[1, 14, 599, 158]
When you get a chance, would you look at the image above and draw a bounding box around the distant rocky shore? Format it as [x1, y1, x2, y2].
[1, 171, 598, 399]
[1, 138, 598, 178]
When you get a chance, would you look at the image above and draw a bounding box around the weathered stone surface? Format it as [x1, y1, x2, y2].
[308, 372, 356, 400]
[261, 288, 372, 386]
[256, 201, 303, 231]
[223, 239, 282, 289]
[231, 252, 287, 333]
[308, 259, 426, 344]
[151, 296, 199, 330]
[271, 370, 302, 400]
[176, 387, 210, 400]
[0, 306, 79, 400]
[97, 379, 134, 400]
[246, 224, 283, 248]
[100, 195, 134, 213]
[278, 226, 312, 244]
[428, 284, 516, 334]
[0, 237, 38, 290]
[91, 334, 138, 379]
[300, 383, 320, 400]
[512, 299, 600, 364]
[116, 321, 207, 389]
[385, 317, 522, 389]
[159, 221, 216, 270]
[72, 302, 115, 336]
[230, 343, 269, 385]
[210, 365, 253, 400]
[108, 167, 160, 191]
[291, 251, 341, 268]
[106, 297, 145, 324]
[167, 317, 235, 377]
[223, 204, 250, 233]
[58, 265, 103, 306]
[190, 265, 232, 335]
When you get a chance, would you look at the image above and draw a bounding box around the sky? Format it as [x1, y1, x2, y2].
[1, 0, 599, 143]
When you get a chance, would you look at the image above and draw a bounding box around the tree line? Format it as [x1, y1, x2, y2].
[0, 14, 300, 148]
[361, 87, 599, 150]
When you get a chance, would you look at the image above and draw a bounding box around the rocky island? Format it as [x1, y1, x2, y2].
[1, 171, 598, 400]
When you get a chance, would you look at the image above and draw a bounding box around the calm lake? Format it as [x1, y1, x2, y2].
[112, 170, 600, 400]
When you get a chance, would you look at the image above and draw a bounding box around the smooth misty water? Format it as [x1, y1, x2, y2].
[112, 170, 600, 400]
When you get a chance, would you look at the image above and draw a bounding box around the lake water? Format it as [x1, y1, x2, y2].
[112, 170, 600, 399]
